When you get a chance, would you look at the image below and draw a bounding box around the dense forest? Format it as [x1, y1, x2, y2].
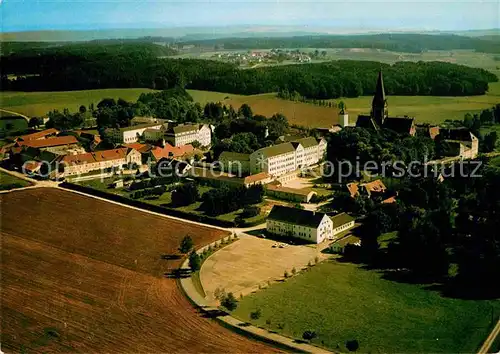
[185, 33, 500, 54]
[333, 158, 500, 297]
[1, 43, 497, 98]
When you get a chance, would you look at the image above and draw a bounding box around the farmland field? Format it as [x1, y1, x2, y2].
[0, 88, 155, 117]
[0, 188, 280, 353]
[189, 82, 500, 127]
[0, 171, 32, 190]
[4, 87, 499, 129]
[232, 260, 500, 353]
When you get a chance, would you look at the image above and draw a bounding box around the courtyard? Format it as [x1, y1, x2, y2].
[200, 234, 332, 304]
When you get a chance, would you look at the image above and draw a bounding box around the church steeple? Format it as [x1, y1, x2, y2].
[372, 69, 388, 126]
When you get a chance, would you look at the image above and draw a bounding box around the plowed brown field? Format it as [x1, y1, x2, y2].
[0, 188, 280, 353]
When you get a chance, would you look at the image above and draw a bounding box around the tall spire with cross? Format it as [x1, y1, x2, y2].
[371, 69, 388, 126]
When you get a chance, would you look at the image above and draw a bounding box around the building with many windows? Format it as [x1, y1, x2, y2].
[109, 124, 163, 144]
[330, 213, 355, 236]
[267, 205, 333, 244]
[59, 148, 142, 177]
[250, 137, 327, 176]
[165, 124, 211, 147]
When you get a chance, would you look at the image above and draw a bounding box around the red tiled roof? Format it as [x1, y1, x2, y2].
[61, 148, 130, 166]
[363, 179, 386, 195]
[429, 126, 440, 140]
[124, 143, 152, 154]
[243, 172, 271, 184]
[152, 143, 194, 160]
[347, 180, 386, 198]
[382, 196, 397, 204]
[20, 135, 78, 148]
[24, 161, 42, 172]
[346, 183, 359, 198]
[17, 128, 59, 141]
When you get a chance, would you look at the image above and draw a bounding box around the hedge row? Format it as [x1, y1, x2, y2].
[60, 182, 236, 228]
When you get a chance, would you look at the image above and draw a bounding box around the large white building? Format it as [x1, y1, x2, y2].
[250, 137, 327, 176]
[59, 147, 142, 177]
[267, 205, 333, 244]
[165, 124, 211, 147]
[109, 124, 163, 144]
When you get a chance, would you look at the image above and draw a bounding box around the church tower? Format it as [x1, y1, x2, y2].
[371, 70, 388, 126]
[339, 102, 349, 127]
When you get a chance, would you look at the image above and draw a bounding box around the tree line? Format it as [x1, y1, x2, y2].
[2, 43, 496, 99]
[201, 184, 264, 216]
[184, 33, 500, 54]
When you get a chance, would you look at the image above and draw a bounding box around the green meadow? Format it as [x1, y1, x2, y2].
[232, 260, 500, 353]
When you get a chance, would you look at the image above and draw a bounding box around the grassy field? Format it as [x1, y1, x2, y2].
[0, 188, 279, 353]
[2, 86, 498, 128]
[232, 260, 500, 353]
[188, 83, 500, 127]
[0, 172, 32, 190]
[0, 88, 155, 117]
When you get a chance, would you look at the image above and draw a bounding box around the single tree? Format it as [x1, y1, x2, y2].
[250, 309, 262, 320]
[28, 117, 41, 128]
[188, 251, 201, 271]
[302, 330, 317, 342]
[238, 104, 253, 119]
[191, 140, 202, 149]
[221, 292, 238, 311]
[346, 339, 359, 352]
[179, 235, 194, 254]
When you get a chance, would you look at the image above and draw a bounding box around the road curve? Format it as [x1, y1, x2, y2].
[478, 318, 500, 354]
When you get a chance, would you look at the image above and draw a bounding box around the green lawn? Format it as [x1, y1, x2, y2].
[232, 260, 500, 353]
[0, 171, 32, 190]
[0, 88, 155, 117]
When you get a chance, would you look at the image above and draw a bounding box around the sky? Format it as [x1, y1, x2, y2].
[1, 0, 499, 33]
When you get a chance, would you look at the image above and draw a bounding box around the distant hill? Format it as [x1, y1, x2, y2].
[2, 25, 498, 42]
[0, 26, 327, 42]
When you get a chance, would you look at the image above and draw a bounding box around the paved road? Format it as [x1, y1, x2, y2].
[0, 108, 29, 121]
[478, 318, 500, 354]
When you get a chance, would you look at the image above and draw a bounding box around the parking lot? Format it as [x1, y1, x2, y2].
[200, 234, 331, 304]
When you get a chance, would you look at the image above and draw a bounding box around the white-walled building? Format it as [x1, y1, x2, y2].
[267, 205, 334, 244]
[59, 147, 141, 177]
[330, 213, 355, 236]
[250, 137, 327, 176]
[165, 124, 211, 147]
[109, 124, 163, 144]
